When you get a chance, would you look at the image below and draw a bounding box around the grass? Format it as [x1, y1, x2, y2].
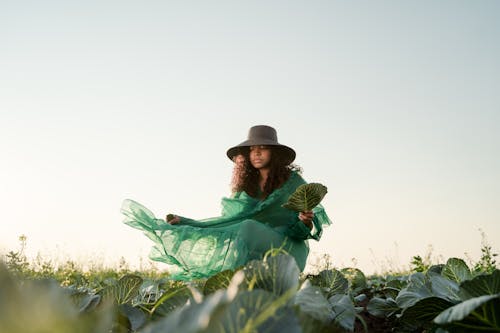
[3, 235, 165, 288]
[2, 229, 498, 285]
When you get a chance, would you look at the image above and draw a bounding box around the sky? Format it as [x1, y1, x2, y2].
[1, 1, 499, 275]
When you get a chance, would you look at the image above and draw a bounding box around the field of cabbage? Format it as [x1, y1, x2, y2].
[1, 249, 499, 333]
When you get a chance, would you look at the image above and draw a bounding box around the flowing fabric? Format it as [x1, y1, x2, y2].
[121, 171, 332, 280]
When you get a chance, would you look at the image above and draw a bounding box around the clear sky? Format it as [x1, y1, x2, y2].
[1, 1, 499, 274]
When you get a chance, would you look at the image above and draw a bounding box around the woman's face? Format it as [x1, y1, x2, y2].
[249, 145, 272, 169]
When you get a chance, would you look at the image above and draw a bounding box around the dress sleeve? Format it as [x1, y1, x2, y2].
[286, 217, 315, 240]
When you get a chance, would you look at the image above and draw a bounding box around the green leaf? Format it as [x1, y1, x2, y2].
[399, 297, 455, 329]
[207, 289, 301, 333]
[428, 264, 445, 275]
[293, 280, 334, 324]
[100, 274, 143, 305]
[381, 277, 406, 299]
[459, 269, 500, 299]
[329, 294, 356, 331]
[150, 285, 193, 319]
[396, 273, 433, 309]
[340, 267, 367, 293]
[428, 273, 461, 303]
[140, 271, 245, 333]
[137, 278, 164, 304]
[242, 254, 300, 296]
[441, 258, 472, 284]
[142, 271, 302, 333]
[118, 304, 147, 331]
[366, 297, 400, 318]
[282, 183, 328, 212]
[386, 275, 408, 290]
[354, 293, 367, 303]
[380, 287, 401, 300]
[433, 293, 500, 332]
[203, 269, 236, 295]
[70, 291, 101, 312]
[308, 269, 348, 298]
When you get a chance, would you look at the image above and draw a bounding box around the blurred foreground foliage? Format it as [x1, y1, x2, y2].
[1, 233, 498, 333]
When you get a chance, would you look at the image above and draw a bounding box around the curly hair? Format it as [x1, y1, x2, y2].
[230, 145, 303, 200]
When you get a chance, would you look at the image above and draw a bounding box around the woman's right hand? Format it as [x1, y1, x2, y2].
[166, 214, 181, 225]
[298, 211, 314, 230]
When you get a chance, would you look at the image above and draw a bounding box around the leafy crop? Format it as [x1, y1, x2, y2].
[1, 251, 499, 332]
[282, 183, 328, 212]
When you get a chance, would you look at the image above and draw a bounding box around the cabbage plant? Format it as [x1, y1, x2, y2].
[282, 183, 328, 212]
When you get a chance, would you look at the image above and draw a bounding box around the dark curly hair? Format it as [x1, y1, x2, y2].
[230, 145, 303, 200]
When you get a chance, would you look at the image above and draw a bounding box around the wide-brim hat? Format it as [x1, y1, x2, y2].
[226, 125, 296, 164]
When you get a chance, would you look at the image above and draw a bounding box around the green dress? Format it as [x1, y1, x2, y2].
[121, 170, 332, 280]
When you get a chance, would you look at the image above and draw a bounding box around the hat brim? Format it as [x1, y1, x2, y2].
[226, 140, 296, 164]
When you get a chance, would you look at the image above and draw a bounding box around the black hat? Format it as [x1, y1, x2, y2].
[226, 125, 296, 164]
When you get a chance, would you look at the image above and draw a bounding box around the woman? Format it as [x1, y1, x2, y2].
[121, 125, 332, 280]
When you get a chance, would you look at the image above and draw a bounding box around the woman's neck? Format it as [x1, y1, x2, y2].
[259, 168, 270, 181]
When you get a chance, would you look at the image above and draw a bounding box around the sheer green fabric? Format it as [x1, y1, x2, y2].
[121, 171, 332, 280]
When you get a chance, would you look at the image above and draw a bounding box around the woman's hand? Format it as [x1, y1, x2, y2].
[166, 214, 181, 225]
[298, 211, 314, 230]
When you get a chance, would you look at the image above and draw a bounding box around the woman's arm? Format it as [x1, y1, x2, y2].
[285, 203, 331, 241]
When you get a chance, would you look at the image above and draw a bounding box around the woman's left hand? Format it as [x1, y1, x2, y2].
[299, 211, 314, 229]
[166, 214, 181, 225]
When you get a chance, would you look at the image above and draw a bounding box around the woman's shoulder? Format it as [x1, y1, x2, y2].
[289, 169, 307, 185]
[276, 170, 306, 196]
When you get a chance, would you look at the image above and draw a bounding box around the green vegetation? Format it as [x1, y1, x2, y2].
[1, 234, 498, 332]
[4, 235, 164, 288]
[282, 183, 328, 212]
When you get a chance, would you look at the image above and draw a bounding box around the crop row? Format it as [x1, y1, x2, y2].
[1, 253, 499, 332]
